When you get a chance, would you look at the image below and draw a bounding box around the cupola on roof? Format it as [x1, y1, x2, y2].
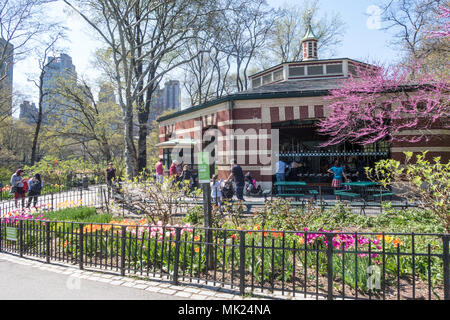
[301, 23, 319, 61]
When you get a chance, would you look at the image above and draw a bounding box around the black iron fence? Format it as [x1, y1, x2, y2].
[0, 186, 421, 221]
[0, 218, 448, 300]
[0, 186, 106, 217]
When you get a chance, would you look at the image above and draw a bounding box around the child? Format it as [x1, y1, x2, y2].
[328, 160, 347, 200]
[211, 175, 223, 210]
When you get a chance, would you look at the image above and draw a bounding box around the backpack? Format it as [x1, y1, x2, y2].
[30, 179, 42, 194]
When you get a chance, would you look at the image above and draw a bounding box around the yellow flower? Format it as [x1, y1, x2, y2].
[298, 237, 305, 245]
[385, 236, 393, 243]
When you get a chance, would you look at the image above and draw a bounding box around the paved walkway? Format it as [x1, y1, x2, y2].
[0, 253, 318, 300]
[0, 255, 182, 300]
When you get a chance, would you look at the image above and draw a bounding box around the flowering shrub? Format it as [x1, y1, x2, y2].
[109, 174, 201, 225]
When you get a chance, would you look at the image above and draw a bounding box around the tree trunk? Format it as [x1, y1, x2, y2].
[124, 97, 137, 178]
[30, 69, 46, 165]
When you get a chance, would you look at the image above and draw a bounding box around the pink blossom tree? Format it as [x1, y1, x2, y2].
[427, 5, 450, 39]
[317, 62, 450, 147]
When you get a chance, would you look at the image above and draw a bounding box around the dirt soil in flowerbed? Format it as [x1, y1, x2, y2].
[200, 268, 444, 300]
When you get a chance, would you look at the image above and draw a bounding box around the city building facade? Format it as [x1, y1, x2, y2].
[157, 26, 449, 190]
[149, 80, 181, 124]
[42, 53, 77, 123]
[19, 100, 38, 124]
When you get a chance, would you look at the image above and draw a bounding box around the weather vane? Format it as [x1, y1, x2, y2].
[305, 9, 313, 26]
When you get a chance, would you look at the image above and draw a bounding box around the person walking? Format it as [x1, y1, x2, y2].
[169, 160, 178, 177]
[275, 159, 287, 194]
[287, 159, 300, 182]
[176, 161, 183, 177]
[155, 158, 164, 184]
[105, 162, 117, 197]
[11, 169, 25, 208]
[27, 174, 43, 208]
[181, 165, 192, 191]
[227, 159, 245, 201]
[105, 162, 117, 186]
[328, 160, 347, 200]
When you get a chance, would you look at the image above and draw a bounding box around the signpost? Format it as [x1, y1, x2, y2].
[198, 151, 213, 269]
[198, 152, 211, 183]
[6, 227, 18, 241]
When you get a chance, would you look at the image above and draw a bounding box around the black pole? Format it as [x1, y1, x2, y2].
[79, 223, 84, 270]
[326, 233, 334, 300]
[172, 227, 181, 285]
[443, 235, 450, 301]
[46, 222, 51, 264]
[202, 183, 213, 270]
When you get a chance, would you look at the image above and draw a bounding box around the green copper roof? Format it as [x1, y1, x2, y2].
[302, 24, 318, 41]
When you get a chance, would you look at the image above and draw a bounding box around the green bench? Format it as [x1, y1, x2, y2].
[372, 192, 394, 197]
[372, 192, 394, 198]
[334, 191, 360, 199]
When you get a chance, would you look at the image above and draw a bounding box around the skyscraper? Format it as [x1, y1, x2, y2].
[42, 53, 77, 123]
[98, 82, 116, 104]
[19, 100, 38, 124]
[163, 80, 181, 111]
[148, 80, 181, 124]
[0, 38, 14, 116]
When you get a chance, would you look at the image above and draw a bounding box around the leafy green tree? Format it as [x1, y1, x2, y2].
[47, 76, 124, 163]
[366, 151, 450, 232]
[24, 155, 107, 186]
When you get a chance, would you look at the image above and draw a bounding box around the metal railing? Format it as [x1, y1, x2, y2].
[0, 218, 448, 300]
[0, 186, 106, 217]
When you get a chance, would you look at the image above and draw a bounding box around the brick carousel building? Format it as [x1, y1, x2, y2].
[157, 26, 449, 191]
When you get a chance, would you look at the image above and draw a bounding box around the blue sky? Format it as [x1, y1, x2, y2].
[14, 0, 402, 112]
[267, 0, 402, 63]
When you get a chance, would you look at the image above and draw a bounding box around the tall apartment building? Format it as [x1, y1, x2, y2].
[0, 38, 14, 116]
[164, 80, 181, 111]
[98, 82, 116, 104]
[42, 53, 77, 123]
[149, 80, 181, 124]
[19, 100, 38, 124]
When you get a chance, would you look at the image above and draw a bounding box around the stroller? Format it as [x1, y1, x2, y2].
[221, 180, 234, 200]
[244, 172, 262, 196]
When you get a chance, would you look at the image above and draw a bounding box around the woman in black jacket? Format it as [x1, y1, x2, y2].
[27, 173, 42, 208]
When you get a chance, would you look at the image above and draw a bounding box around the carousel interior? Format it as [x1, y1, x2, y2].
[274, 120, 390, 186]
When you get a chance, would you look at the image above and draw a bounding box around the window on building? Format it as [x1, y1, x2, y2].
[326, 64, 343, 74]
[307, 65, 323, 75]
[289, 66, 305, 77]
[252, 77, 261, 88]
[348, 64, 357, 76]
[273, 69, 283, 81]
[262, 73, 272, 85]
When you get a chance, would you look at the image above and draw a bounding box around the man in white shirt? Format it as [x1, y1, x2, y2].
[275, 160, 286, 194]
